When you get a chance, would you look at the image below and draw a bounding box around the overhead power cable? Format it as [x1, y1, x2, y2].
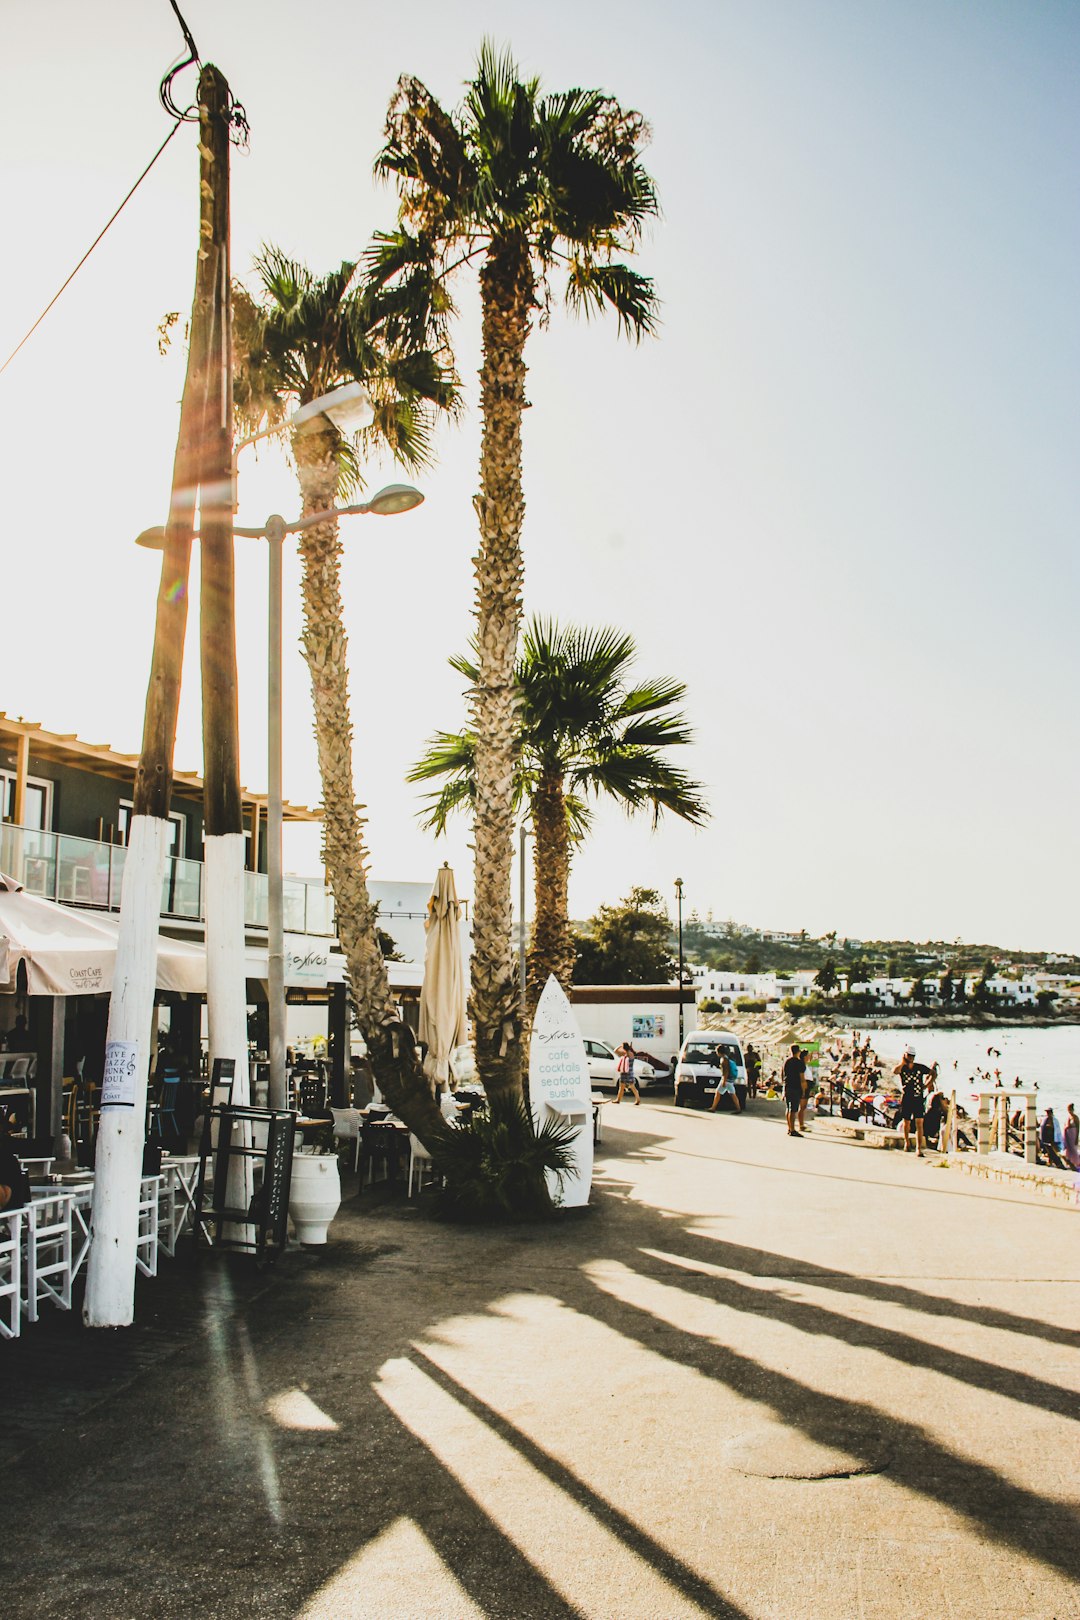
[0, 120, 186, 378]
[0, 0, 207, 379]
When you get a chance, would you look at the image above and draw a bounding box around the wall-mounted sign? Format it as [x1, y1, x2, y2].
[101, 1039, 139, 1109]
[284, 934, 330, 988]
[633, 1014, 664, 1040]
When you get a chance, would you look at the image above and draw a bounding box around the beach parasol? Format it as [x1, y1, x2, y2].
[418, 863, 468, 1087]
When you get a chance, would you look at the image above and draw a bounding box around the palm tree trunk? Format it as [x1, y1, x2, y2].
[471, 236, 534, 1103]
[292, 430, 446, 1147]
[527, 766, 575, 1007]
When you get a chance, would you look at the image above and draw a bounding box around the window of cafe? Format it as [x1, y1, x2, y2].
[0, 772, 52, 831]
[118, 801, 186, 858]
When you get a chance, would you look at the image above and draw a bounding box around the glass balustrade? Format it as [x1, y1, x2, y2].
[0, 823, 334, 936]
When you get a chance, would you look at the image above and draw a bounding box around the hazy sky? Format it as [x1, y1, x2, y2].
[2, 1, 1077, 951]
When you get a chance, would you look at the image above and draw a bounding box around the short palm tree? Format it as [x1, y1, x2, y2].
[409, 620, 707, 1007]
[373, 44, 659, 1102]
[233, 247, 455, 1143]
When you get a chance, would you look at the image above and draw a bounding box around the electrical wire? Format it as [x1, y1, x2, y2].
[159, 0, 201, 123]
[0, 119, 185, 378]
[1, 2, 248, 378]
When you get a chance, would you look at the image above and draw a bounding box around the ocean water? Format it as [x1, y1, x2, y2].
[844, 1025, 1080, 1120]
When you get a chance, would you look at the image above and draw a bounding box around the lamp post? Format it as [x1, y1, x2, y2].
[137, 476, 423, 1112]
[675, 877, 685, 1049]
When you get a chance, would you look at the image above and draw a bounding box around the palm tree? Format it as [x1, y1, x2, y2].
[233, 248, 455, 1142]
[409, 620, 706, 1008]
[373, 44, 659, 1102]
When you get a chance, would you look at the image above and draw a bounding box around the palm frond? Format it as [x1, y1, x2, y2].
[565, 259, 659, 341]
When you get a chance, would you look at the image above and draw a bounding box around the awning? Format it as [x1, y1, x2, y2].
[0, 875, 205, 996]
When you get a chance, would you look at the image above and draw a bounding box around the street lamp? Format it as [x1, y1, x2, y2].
[674, 878, 685, 1049]
[138, 382, 424, 1111]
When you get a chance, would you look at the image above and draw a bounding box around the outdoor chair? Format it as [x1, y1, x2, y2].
[330, 1107, 362, 1173]
[407, 1133, 438, 1199]
[0, 1206, 24, 1339]
[359, 1118, 391, 1187]
[23, 1189, 75, 1322]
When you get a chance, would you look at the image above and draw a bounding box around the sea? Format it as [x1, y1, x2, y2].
[846, 1025, 1079, 1121]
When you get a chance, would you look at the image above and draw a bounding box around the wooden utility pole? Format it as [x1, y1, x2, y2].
[85, 65, 233, 1327]
[193, 68, 252, 1248]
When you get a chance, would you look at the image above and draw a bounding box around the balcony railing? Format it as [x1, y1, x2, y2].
[0, 823, 335, 937]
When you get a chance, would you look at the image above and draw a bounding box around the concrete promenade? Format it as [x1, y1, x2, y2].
[4, 1101, 1079, 1619]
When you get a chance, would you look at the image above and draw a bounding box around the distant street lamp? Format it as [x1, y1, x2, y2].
[139, 381, 424, 1110]
[675, 877, 685, 1048]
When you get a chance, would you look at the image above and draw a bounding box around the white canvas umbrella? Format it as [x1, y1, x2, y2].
[418, 863, 468, 1086]
[0, 873, 205, 996]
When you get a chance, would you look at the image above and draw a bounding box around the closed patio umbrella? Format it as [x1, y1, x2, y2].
[418, 863, 468, 1087]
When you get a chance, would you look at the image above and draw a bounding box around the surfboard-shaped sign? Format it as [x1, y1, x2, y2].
[529, 975, 594, 1208]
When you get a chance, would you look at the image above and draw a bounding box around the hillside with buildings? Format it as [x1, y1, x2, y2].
[682, 916, 1080, 1019]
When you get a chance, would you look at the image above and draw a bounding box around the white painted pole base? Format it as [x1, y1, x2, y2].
[84, 815, 169, 1327]
[205, 833, 252, 1236]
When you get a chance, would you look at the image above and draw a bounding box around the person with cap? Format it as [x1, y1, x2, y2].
[893, 1045, 930, 1155]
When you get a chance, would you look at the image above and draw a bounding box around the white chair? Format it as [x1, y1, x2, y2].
[135, 1176, 161, 1277]
[407, 1133, 437, 1198]
[23, 1189, 75, 1322]
[330, 1107, 362, 1173]
[0, 1207, 24, 1339]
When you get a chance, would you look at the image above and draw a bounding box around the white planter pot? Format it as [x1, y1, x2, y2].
[289, 1149, 341, 1245]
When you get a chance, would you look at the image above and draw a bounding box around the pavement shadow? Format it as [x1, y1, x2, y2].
[3, 1160, 1078, 1618]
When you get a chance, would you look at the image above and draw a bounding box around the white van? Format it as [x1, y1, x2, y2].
[674, 1030, 747, 1109]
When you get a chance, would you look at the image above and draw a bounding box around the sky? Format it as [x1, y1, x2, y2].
[1, 1, 1077, 952]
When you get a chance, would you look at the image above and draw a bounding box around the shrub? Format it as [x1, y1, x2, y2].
[434, 1098, 579, 1222]
[734, 998, 767, 1012]
[698, 997, 722, 1013]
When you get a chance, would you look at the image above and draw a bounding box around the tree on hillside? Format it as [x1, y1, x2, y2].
[233, 249, 455, 1145]
[848, 957, 870, 989]
[373, 43, 659, 1103]
[815, 959, 839, 995]
[409, 620, 705, 1007]
[939, 968, 954, 1005]
[574, 887, 675, 985]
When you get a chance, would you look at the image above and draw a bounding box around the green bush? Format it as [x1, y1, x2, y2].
[734, 997, 767, 1012]
[434, 1098, 579, 1222]
[698, 997, 722, 1013]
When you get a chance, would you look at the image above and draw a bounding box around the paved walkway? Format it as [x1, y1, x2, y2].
[5, 1102, 1079, 1619]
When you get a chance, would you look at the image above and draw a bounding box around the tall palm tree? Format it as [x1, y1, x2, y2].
[409, 620, 707, 1007]
[233, 248, 456, 1142]
[373, 44, 659, 1102]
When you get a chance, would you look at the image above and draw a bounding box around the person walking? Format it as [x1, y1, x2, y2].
[783, 1044, 805, 1137]
[613, 1042, 640, 1106]
[1062, 1104, 1080, 1170]
[708, 1048, 742, 1113]
[1039, 1107, 1064, 1167]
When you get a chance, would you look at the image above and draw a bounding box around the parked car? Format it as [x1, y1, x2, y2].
[673, 1030, 747, 1110]
[584, 1038, 670, 1092]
